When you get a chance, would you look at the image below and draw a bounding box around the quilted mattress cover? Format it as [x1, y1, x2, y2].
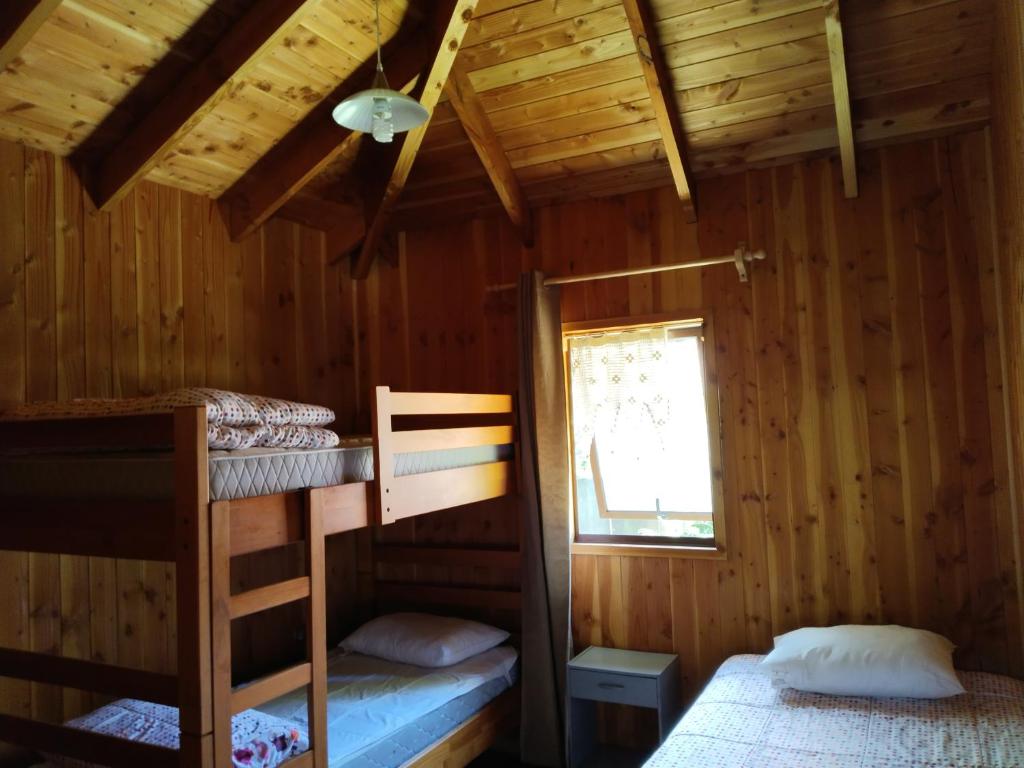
[256, 646, 518, 768]
[645, 655, 1024, 768]
[0, 438, 512, 501]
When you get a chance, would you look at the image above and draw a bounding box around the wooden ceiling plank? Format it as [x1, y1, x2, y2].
[0, 0, 62, 71]
[444, 62, 532, 242]
[351, 0, 480, 279]
[655, 0, 822, 44]
[824, 0, 857, 197]
[489, 76, 647, 132]
[621, 0, 695, 217]
[515, 138, 666, 184]
[469, 28, 636, 92]
[465, 0, 620, 47]
[479, 55, 642, 112]
[499, 97, 654, 150]
[86, 0, 319, 211]
[669, 34, 829, 90]
[662, 8, 826, 69]
[460, 5, 629, 72]
[508, 118, 662, 168]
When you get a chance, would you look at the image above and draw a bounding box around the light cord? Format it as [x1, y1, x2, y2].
[375, 0, 383, 72]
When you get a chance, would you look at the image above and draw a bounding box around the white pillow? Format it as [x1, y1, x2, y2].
[760, 624, 965, 699]
[339, 612, 509, 667]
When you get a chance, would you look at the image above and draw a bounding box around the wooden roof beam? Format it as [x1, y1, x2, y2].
[0, 0, 61, 72]
[84, 0, 318, 211]
[621, 0, 696, 220]
[825, 0, 858, 197]
[217, 23, 430, 243]
[444, 62, 533, 246]
[350, 0, 480, 279]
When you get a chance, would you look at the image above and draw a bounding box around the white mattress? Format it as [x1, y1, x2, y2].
[256, 646, 518, 768]
[0, 439, 512, 501]
[645, 654, 1024, 768]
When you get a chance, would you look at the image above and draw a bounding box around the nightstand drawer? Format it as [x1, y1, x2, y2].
[569, 668, 658, 707]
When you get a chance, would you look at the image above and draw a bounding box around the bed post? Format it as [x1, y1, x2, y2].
[174, 406, 214, 768]
[210, 500, 233, 768]
[305, 490, 329, 766]
[371, 386, 397, 525]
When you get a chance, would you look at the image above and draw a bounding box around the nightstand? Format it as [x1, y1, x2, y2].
[568, 646, 680, 768]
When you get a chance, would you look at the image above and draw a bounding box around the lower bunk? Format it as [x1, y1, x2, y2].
[28, 635, 519, 768]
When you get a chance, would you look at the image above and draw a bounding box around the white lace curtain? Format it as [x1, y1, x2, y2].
[567, 327, 672, 476]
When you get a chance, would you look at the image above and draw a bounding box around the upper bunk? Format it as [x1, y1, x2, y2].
[0, 385, 517, 561]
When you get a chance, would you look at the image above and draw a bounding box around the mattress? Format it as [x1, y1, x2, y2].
[334, 673, 514, 768]
[645, 654, 1024, 768]
[31, 647, 518, 768]
[0, 438, 512, 501]
[255, 646, 519, 768]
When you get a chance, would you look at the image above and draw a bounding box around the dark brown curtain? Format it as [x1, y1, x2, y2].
[517, 271, 572, 767]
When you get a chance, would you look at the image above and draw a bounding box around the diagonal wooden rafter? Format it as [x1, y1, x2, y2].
[0, 0, 62, 72]
[824, 0, 858, 198]
[217, 26, 430, 243]
[621, 0, 696, 221]
[350, 0, 480, 279]
[444, 62, 533, 246]
[84, 0, 318, 211]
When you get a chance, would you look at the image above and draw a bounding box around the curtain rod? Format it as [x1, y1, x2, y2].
[485, 243, 767, 292]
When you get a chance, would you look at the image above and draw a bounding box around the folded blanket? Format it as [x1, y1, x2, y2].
[212, 424, 340, 450]
[4, 389, 340, 450]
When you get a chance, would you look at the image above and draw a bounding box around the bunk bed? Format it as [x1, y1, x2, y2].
[0, 386, 519, 768]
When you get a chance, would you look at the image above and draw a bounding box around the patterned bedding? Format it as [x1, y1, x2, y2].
[2, 388, 339, 450]
[645, 655, 1024, 768]
[44, 699, 306, 768]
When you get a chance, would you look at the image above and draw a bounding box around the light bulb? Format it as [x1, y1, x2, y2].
[371, 96, 394, 143]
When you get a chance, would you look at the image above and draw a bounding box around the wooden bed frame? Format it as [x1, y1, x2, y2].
[0, 387, 518, 768]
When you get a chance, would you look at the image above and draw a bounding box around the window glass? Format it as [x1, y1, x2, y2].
[567, 324, 717, 545]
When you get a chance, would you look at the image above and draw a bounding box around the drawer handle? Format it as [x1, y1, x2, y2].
[597, 682, 625, 690]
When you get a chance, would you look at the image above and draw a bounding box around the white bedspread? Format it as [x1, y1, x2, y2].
[645, 655, 1024, 768]
[256, 645, 518, 767]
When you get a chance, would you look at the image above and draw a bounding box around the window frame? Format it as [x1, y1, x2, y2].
[562, 312, 727, 560]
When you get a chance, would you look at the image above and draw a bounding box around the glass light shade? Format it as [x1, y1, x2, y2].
[332, 87, 428, 140]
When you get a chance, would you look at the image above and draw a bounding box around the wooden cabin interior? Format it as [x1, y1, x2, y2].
[0, 0, 1023, 766]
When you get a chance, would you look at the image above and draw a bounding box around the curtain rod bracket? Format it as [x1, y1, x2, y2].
[733, 242, 767, 283]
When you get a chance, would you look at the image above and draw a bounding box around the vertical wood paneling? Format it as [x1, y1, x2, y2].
[374, 130, 1024, 745]
[989, 0, 1024, 680]
[0, 141, 25, 410]
[0, 141, 370, 727]
[0, 140, 29, 730]
[1, 121, 1022, 742]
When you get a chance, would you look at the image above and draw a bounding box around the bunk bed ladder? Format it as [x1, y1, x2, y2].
[209, 491, 328, 768]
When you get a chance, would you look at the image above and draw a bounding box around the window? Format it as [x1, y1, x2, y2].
[565, 317, 724, 551]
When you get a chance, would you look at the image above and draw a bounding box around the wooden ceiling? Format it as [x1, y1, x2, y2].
[0, 0, 993, 273]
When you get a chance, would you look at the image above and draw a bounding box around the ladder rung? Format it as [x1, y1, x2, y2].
[230, 577, 311, 620]
[231, 663, 312, 715]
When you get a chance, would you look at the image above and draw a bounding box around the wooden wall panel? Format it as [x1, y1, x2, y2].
[0, 143, 370, 732]
[375, 130, 1023, 746]
[990, 0, 1024, 687]
[2, 122, 1021, 754]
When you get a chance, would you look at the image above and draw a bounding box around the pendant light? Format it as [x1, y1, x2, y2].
[332, 0, 429, 143]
